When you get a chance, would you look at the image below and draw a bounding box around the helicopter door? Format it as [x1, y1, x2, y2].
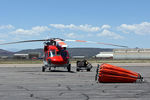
[56, 51, 61, 56]
[61, 50, 68, 60]
[44, 52, 48, 61]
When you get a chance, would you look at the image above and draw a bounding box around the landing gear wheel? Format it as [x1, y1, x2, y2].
[42, 66, 45, 72]
[49, 67, 51, 71]
[67, 64, 71, 72]
[76, 68, 80, 72]
[87, 69, 91, 72]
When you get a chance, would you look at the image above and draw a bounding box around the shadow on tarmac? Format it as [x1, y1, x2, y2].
[47, 70, 76, 73]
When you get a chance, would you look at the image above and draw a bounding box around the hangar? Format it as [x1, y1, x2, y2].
[95, 52, 113, 59]
[14, 54, 29, 59]
[13, 52, 41, 59]
[113, 49, 150, 60]
[95, 49, 150, 60]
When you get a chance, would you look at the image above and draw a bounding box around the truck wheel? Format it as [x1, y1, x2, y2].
[49, 67, 51, 71]
[67, 64, 71, 72]
[87, 69, 91, 72]
[42, 66, 45, 72]
[76, 68, 80, 72]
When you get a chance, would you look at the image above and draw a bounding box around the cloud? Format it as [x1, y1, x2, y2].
[64, 32, 85, 39]
[0, 24, 15, 29]
[11, 26, 50, 35]
[64, 33, 78, 38]
[118, 22, 150, 35]
[0, 39, 5, 42]
[97, 29, 123, 39]
[0, 34, 8, 38]
[49, 24, 100, 32]
[87, 33, 93, 37]
[101, 25, 111, 29]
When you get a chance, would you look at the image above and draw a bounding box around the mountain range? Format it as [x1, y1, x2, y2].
[0, 48, 113, 58]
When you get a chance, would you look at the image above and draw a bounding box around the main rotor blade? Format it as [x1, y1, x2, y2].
[0, 39, 49, 45]
[0, 38, 128, 48]
[65, 39, 128, 48]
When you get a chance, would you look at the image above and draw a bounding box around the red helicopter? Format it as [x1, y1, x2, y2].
[42, 38, 71, 72]
[0, 38, 127, 72]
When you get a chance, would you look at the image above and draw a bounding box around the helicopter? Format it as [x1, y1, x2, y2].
[42, 38, 71, 72]
[0, 38, 127, 72]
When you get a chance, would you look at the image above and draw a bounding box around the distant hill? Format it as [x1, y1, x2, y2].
[15, 48, 43, 54]
[0, 49, 14, 56]
[67, 48, 113, 57]
[0, 48, 113, 58]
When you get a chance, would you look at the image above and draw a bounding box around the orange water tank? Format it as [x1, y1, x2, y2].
[95, 63, 143, 83]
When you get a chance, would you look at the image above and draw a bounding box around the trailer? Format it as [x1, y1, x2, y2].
[76, 59, 93, 72]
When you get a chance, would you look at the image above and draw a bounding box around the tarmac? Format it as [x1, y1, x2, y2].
[0, 63, 150, 100]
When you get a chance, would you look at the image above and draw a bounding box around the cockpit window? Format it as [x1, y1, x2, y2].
[49, 50, 67, 57]
[49, 50, 56, 57]
[61, 51, 68, 59]
[57, 51, 61, 56]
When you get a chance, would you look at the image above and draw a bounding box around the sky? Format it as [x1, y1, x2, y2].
[0, 0, 150, 51]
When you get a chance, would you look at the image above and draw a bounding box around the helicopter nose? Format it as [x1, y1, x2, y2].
[51, 56, 64, 63]
[53, 57, 63, 61]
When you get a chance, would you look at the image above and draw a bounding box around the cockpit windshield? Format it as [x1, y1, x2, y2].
[57, 51, 61, 56]
[49, 50, 61, 57]
[49, 50, 56, 57]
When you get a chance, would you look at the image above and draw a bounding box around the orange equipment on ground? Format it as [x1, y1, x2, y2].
[95, 63, 143, 83]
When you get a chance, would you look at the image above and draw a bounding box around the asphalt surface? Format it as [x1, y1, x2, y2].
[0, 63, 150, 100]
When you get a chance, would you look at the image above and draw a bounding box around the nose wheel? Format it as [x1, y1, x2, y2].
[67, 64, 71, 72]
[42, 66, 45, 72]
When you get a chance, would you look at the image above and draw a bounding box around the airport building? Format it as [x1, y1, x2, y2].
[72, 56, 85, 59]
[95, 49, 150, 60]
[14, 54, 29, 59]
[113, 49, 150, 60]
[28, 52, 41, 59]
[13, 52, 41, 59]
[95, 52, 113, 59]
[0, 56, 9, 59]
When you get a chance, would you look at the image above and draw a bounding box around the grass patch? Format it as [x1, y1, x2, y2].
[0, 59, 150, 64]
[0, 59, 43, 64]
[70, 59, 150, 63]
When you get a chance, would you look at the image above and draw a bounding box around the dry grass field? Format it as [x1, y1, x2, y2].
[0, 59, 150, 64]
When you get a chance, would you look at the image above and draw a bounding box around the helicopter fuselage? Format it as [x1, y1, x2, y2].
[44, 45, 69, 66]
